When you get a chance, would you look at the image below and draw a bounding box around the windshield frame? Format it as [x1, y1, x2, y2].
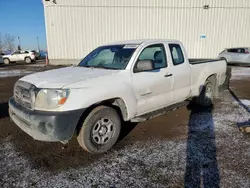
[77, 45, 138, 70]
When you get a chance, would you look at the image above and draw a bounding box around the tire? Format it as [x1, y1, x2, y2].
[25, 57, 32, 64]
[198, 79, 215, 107]
[3, 58, 10, 65]
[77, 106, 121, 154]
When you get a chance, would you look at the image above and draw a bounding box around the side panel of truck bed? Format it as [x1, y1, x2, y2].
[190, 59, 227, 97]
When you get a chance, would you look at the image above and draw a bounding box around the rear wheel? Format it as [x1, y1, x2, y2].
[3, 58, 10, 65]
[25, 57, 32, 64]
[198, 79, 215, 107]
[77, 106, 121, 154]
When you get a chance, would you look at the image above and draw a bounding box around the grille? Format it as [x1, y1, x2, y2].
[14, 81, 34, 110]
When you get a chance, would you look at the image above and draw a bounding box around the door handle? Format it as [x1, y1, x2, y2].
[164, 73, 173, 78]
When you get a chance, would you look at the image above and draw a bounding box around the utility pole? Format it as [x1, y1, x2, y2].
[37, 36, 40, 52]
[18, 36, 21, 51]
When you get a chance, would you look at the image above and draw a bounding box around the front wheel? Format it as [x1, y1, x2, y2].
[3, 58, 10, 65]
[77, 106, 121, 154]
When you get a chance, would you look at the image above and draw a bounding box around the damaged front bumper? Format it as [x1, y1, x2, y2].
[9, 97, 84, 142]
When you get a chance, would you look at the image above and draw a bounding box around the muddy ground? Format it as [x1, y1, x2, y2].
[0, 63, 250, 187]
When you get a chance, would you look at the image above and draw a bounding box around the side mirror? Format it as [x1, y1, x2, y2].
[135, 60, 154, 72]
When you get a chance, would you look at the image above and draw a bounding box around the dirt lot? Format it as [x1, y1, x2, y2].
[0, 63, 250, 187]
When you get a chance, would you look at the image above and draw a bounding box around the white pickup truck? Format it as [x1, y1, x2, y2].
[9, 40, 229, 154]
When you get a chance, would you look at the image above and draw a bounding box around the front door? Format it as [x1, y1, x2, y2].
[9, 52, 20, 61]
[132, 43, 174, 115]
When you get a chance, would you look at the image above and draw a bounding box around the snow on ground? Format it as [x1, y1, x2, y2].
[1, 90, 250, 188]
[0, 70, 34, 78]
[233, 99, 250, 107]
[28, 64, 46, 67]
[231, 67, 250, 80]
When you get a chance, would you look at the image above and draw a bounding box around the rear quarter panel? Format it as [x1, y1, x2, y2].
[190, 60, 227, 96]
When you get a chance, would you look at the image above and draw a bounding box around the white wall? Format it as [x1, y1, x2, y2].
[43, 0, 250, 64]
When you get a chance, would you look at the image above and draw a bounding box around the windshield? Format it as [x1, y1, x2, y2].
[78, 45, 137, 70]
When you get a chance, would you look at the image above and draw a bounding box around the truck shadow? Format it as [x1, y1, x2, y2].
[0, 102, 9, 119]
[184, 101, 220, 188]
[118, 121, 137, 141]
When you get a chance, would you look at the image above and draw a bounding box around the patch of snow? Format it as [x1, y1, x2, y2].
[28, 64, 46, 67]
[233, 99, 250, 106]
[0, 70, 34, 78]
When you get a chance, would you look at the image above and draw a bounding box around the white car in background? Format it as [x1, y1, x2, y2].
[218, 47, 250, 65]
[2, 50, 36, 64]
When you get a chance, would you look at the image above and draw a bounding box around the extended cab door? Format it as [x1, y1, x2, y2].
[168, 43, 191, 102]
[132, 43, 174, 115]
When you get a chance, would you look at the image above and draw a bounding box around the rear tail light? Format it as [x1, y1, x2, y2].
[245, 51, 249, 54]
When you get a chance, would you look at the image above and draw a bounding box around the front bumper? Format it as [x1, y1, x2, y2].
[9, 97, 85, 142]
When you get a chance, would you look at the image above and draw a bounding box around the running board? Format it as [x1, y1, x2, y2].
[131, 101, 189, 123]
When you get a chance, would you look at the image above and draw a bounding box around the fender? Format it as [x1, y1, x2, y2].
[60, 81, 138, 120]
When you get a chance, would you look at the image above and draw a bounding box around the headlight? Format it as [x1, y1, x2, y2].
[35, 89, 70, 109]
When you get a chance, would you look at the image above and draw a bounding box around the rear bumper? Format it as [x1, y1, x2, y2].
[9, 97, 85, 142]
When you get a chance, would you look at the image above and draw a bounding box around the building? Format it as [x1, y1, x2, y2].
[43, 0, 250, 65]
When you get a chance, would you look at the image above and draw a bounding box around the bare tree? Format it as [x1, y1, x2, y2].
[0, 33, 3, 53]
[4, 34, 15, 51]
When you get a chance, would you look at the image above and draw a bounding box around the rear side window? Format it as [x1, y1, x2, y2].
[238, 48, 245, 53]
[227, 49, 238, 53]
[169, 44, 184, 65]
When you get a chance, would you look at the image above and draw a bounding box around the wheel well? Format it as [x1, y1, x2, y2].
[220, 57, 228, 62]
[206, 74, 217, 83]
[206, 74, 218, 95]
[75, 98, 128, 134]
[24, 56, 31, 60]
[206, 74, 217, 89]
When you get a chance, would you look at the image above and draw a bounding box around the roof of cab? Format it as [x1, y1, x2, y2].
[105, 39, 181, 46]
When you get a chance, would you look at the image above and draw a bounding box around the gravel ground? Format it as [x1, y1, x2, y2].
[0, 64, 250, 187]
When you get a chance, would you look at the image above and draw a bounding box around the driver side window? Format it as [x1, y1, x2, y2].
[135, 44, 167, 71]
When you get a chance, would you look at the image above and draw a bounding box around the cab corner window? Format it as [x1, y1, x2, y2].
[135, 44, 167, 72]
[169, 44, 184, 65]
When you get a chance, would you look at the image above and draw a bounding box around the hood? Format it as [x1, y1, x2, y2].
[20, 66, 120, 88]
